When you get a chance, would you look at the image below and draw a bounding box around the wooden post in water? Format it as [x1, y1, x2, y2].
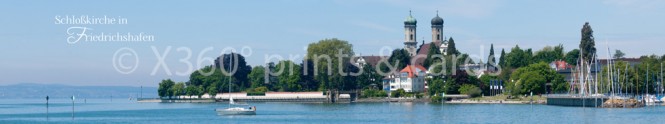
[46, 96, 49, 120]
[71, 95, 75, 120]
[140, 85, 143, 99]
[441, 92, 445, 104]
[530, 91, 533, 105]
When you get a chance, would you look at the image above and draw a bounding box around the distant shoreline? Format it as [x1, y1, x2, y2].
[355, 98, 545, 104]
[138, 97, 546, 104]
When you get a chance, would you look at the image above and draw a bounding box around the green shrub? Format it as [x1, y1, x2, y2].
[431, 95, 444, 103]
[458, 84, 482, 98]
[246, 92, 265, 96]
[415, 93, 424, 99]
[391, 88, 406, 98]
[254, 86, 269, 93]
[361, 89, 388, 98]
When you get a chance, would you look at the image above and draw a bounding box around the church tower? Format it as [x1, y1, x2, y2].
[404, 10, 418, 56]
[430, 11, 447, 54]
[431, 11, 444, 43]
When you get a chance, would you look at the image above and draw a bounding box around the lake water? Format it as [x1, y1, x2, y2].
[1, 98, 664, 123]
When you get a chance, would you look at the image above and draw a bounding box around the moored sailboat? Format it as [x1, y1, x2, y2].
[215, 54, 256, 115]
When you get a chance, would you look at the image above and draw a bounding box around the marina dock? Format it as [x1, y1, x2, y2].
[547, 95, 608, 107]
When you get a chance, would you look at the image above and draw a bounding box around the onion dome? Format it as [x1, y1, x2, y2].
[431, 14, 443, 25]
[431, 11, 443, 25]
[404, 10, 417, 25]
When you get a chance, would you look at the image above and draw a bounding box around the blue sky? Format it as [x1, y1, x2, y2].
[1, 0, 664, 86]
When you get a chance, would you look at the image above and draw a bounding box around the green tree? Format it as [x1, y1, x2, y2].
[306, 38, 354, 91]
[447, 37, 459, 55]
[498, 49, 506, 69]
[458, 84, 482, 98]
[248, 66, 267, 88]
[518, 71, 546, 95]
[427, 78, 446, 96]
[533, 45, 564, 63]
[443, 80, 460, 94]
[186, 85, 197, 96]
[564, 49, 580, 66]
[171, 82, 186, 97]
[423, 43, 442, 68]
[274, 60, 303, 91]
[158, 79, 175, 98]
[554, 44, 565, 59]
[391, 88, 407, 98]
[379, 49, 411, 72]
[207, 86, 218, 97]
[613, 49, 625, 59]
[214, 53, 252, 91]
[189, 66, 236, 94]
[478, 75, 496, 92]
[505, 45, 531, 68]
[507, 62, 566, 95]
[300, 59, 318, 91]
[579, 22, 596, 63]
[361, 89, 388, 98]
[356, 64, 382, 89]
[487, 44, 496, 70]
[197, 86, 205, 97]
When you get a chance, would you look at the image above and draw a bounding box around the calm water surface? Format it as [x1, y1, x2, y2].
[1, 99, 664, 123]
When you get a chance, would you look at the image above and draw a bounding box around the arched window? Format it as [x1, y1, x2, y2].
[410, 34, 413, 40]
[437, 34, 440, 40]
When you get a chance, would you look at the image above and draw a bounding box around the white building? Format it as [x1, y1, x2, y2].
[384, 65, 427, 93]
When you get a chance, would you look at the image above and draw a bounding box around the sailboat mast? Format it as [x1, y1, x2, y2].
[616, 63, 620, 96]
[624, 64, 628, 97]
[587, 58, 592, 95]
[595, 55, 599, 95]
[580, 51, 584, 95]
[606, 47, 612, 96]
[228, 54, 232, 108]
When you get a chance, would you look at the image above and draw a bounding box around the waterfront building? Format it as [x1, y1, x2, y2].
[384, 64, 427, 93]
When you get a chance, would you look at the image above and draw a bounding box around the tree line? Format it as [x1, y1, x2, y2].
[157, 22, 665, 99]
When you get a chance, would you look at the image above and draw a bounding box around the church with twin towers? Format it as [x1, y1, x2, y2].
[353, 10, 452, 93]
[356, 10, 450, 68]
[404, 10, 448, 57]
[404, 10, 449, 66]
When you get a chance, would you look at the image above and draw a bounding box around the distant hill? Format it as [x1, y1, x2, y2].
[0, 83, 157, 99]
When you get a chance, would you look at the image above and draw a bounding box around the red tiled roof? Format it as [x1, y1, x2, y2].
[359, 56, 387, 67]
[551, 60, 571, 69]
[414, 41, 442, 66]
[400, 64, 427, 78]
